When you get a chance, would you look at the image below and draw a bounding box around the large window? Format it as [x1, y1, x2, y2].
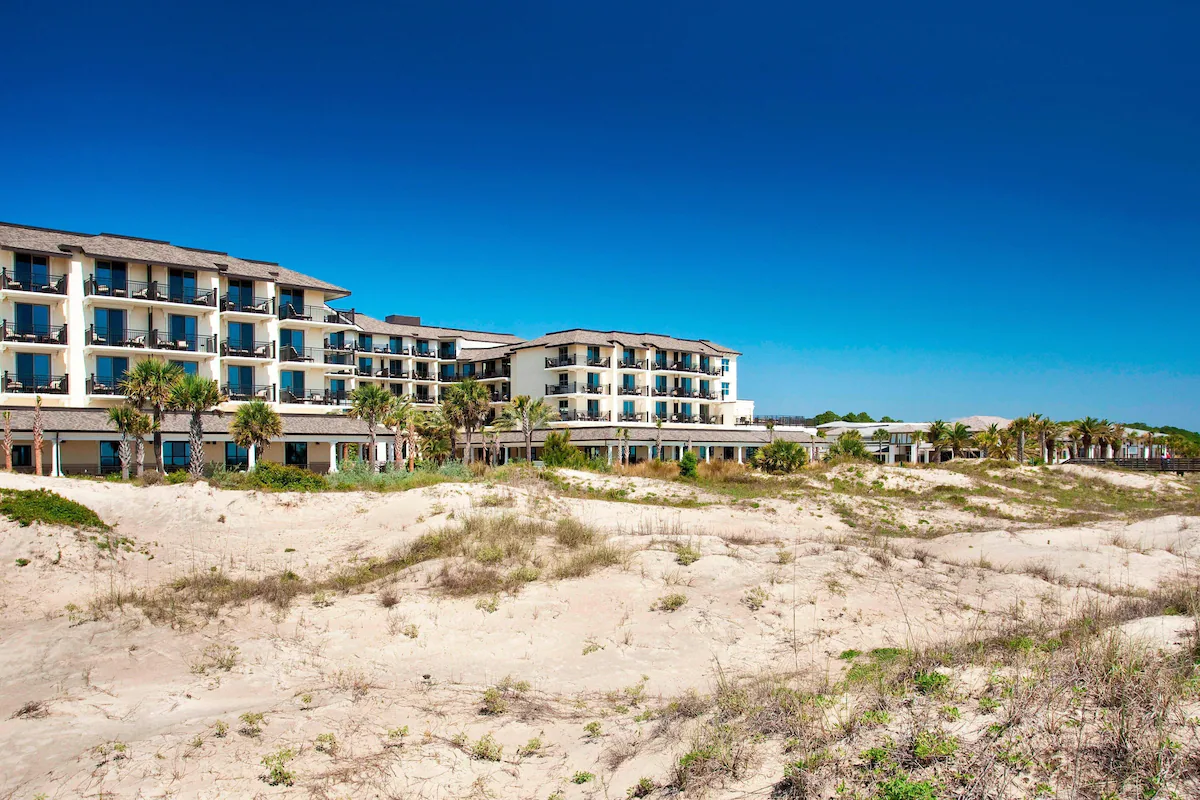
[285, 442, 308, 467]
[225, 442, 249, 470]
[623, 400, 635, 415]
[167, 314, 197, 350]
[168, 269, 198, 304]
[14, 252, 49, 288]
[280, 328, 304, 356]
[228, 365, 253, 393]
[15, 352, 50, 386]
[721, 382, 729, 400]
[281, 370, 305, 400]
[95, 260, 128, 293]
[226, 279, 253, 308]
[162, 441, 190, 471]
[95, 357, 129, 388]
[100, 441, 122, 472]
[358, 334, 372, 352]
[655, 401, 667, 419]
[12, 445, 31, 468]
[279, 287, 304, 317]
[94, 308, 127, 342]
[721, 358, 730, 374]
[228, 322, 253, 352]
[389, 336, 404, 354]
[14, 303, 50, 336]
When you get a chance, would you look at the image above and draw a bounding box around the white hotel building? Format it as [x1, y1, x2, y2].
[0, 222, 778, 473]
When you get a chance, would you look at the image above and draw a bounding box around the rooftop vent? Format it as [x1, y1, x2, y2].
[385, 314, 421, 325]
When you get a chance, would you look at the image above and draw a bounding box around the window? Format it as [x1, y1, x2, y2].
[622, 374, 635, 390]
[439, 340, 456, 359]
[171, 360, 199, 375]
[167, 314, 197, 350]
[168, 269, 198, 304]
[360, 356, 374, 375]
[587, 346, 599, 362]
[280, 328, 304, 357]
[328, 379, 345, 400]
[94, 307, 126, 342]
[623, 400, 635, 415]
[587, 372, 599, 387]
[95, 357, 129, 388]
[655, 351, 667, 368]
[281, 370, 305, 401]
[279, 288, 304, 318]
[557, 373, 569, 387]
[15, 352, 50, 385]
[100, 441, 122, 472]
[416, 339, 431, 355]
[721, 358, 730, 374]
[95, 260, 127, 293]
[700, 356, 710, 372]
[623, 347, 635, 364]
[225, 442, 249, 470]
[226, 279, 253, 309]
[681, 403, 692, 417]
[286, 442, 308, 467]
[655, 401, 667, 419]
[655, 375, 667, 392]
[14, 252, 49, 288]
[587, 399, 599, 416]
[721, 382, 730, 400]
[228, 322, 253, 352]
[558, 399, 568, 412]
[162, 441, 190, 471]
[228, 365, 253, 393]
[12, 444, 31, 468]
[14, 303, 50, 337]
[389, 336, 403, 354]
[358, 333, 372, 351]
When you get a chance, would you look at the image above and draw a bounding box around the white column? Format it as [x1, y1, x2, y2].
[328, 441, 338, 473]
[66, 258, 87, 405]
[704, 446, 710, 463]
[607, 444, 613, 464]
[737, 446, 744, 464]
[247, 443, 257, 470]
[51, 438, 62, 477]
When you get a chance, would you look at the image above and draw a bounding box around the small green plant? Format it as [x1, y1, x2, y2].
[475, 595, 500, 613]
[675, 542, 701, 565]
[471, 732, 503, 761]
[314, 732, 338, 755]
[386, 725, 409, 745]
[913, 730, 958, 762]
[213, 720, 228, 738]
[655, 593, 688, 612]
[777, 548, 794, 565]
[299, 692, 314, 709]
[876, 774, 939, 800]
[191, 642, 239, 674]
[401, 623, 419, 639]
[978, 697, 1001, 713]
[678, 450, 699, 478]
[15, 557, 29, 567]
[238, 711, 266, 737]
[583, 721, 603, 739]
[572, 771, 595, 784]
[940, 705, 961, 721]
[743, 586, 769, 610]
[312, 590, 334, 608]
[627, 777, 656, 798]
[912, 671, 949, 695]
[481, 687, 508, 715]
[582, 641, 603, 655]
[0, 489, 109, 530]
[518, 736, 544, 757]
[861, 709, 890, 725]
[261, 746, 297, 785]
[838, 649, 862, 660]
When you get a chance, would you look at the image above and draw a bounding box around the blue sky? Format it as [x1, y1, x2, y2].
[2, 1, 1197, 426]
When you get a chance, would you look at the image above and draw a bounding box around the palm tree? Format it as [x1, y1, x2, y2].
[828, 429, 867, 458]
[1036, 417, 1062, 464]
[32, 396, 43, 476]
[946, 422, 973, 459]
[1103, 423, 1127, 459]
[383, 395, 414, 471]
[992, 430, 1016, 460]
[1007, 415, 1036, 463]
[496, 395, 555, 462]
[974, 426, 999, 459]
[1071, 417, 1104, 459]
[170, 374, 225, 477]
[871, 428, 890, 458]
[765, 419, 776, 444]
[106, 406, 141, 479]
[2, 411, 12, 472]
[615, 427, 628, 466]
[442, 378, 490, 464]
[926, 420, 949, 464]
[348, 383, 393, 471]
[654, 419, 664, 461]
[909, 429, 924, 464]
[120, 359, 183, 471]
[129, 412, 154, 477]
[229, 399, 283, 466]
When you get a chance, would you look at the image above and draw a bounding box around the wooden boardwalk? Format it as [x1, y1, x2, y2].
[1068, 458, 1200, 473]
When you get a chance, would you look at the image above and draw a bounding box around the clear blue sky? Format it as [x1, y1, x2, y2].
[2, 1, 1197, 426]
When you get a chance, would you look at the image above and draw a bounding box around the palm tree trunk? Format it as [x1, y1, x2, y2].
[135, 439, 145, 477]
[367, 429, 377, 471]
[119, 437, 131, 480]
[393, 428, 402, 470]
[153, 407, 164, 473]
[189, 413, 205, 477]
[463, 428, 473, 464]
[407, 420, 417, 471]
[525, 428, 533, 462]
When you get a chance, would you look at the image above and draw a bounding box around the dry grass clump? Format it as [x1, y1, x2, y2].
[617, 460, 681, 480]
[650, 581, 1200, 799]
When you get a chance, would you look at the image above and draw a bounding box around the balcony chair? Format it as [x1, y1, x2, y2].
[123, 334, 147, 348]
[5, 377, 23, 391]
[253, 343, 272, 358]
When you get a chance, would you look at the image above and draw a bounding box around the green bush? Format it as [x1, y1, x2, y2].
[248, 461, 328, 492]
[679, 451, 699, 478]
[438, 459, 472, 479]
[541, 430, 585, 468]
[752, 440, 808, 473]
[0, 489, 109, 530]
[165, 470, 190, 485]
[877, 774, 939, 800]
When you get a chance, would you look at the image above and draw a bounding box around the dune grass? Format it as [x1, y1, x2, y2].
[0, 488, 109, 531]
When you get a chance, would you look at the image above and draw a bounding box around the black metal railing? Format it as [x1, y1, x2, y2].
[618, 385, 647, 396]
[559, 410, 610, 422]
[223, 384, 275, 402]
[279, 303, 355, 324]
[699, 415, 724, 425]
[86, 325, 151, 348]
[220, 294, 274, 314]
[85, 277, 215, 306]
[439, 347, 457, 359]
[671, 388, 700, 398]
[0, 321, 67, 344]
[3, 371, 67, 393]
[438, 372, 468, 382]
[411, 371, 435, 381]
[651, 387, 670, 397]
[618, 412, 647, 423]
[480, 366, 511, 379]
[375, 367, 409, 379]
[545, 382, 577, 395]
[279, 388, 349, 405]
[651, 360, 670, 371]
[412, 348, 437, 359]
[586, 356, 611, 367]
[671, 414, 700, 424]
[618, 358, 646, 369]
[737, 415, 817, 427]
[87, 374, 123, 395]
[222, 340, 275, 359]
[413, 393, 435, 403]
[583, 383, 609, 394]
[279, 344, 320, 362]
[323, 338, 358, 352]
[490, 390, 512, 402]
[545, 354, 577, 368]
[151, 330, 217, 353]
[3, 269, 67, 294]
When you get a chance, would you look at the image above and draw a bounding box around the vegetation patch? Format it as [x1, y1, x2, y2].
[0, 489, 108, 530]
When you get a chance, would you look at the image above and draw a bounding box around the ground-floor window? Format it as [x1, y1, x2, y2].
[724, 447, 736, 460]
[163, 441, 190, 471]
[225, 442, 249, 470]
[286, 442, 308, 467]
[13, 445, 31, 468]
[100, 441, 122, 472]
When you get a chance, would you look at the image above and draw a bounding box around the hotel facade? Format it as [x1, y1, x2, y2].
[0, 222, 776, 474]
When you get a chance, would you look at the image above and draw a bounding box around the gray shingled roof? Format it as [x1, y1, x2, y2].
[488, 426, 814, 445]
[0, 222, 349, 296]
[459, 344, 516, 361]
[354, 313, 524, 345]
[511, 329, 739, 356]
[0, 407, 382, 436]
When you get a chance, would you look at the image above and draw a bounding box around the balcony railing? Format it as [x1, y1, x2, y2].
[280, 344, 320, 362]
[582, 383, 609, 395]
[586, 356, 611, 368]
[323, 338, 358, 352]
[671, 414, 701, 424]
[151, 330, 217, 354]
[545, 354, 577, 368]
[699, 415, 724, 425]
[413, 393, 435, 404]
[618, 358, 646, 369]
[223, 384, 275, 402]
[438, 348, 457, 360]
[220, 295, 274, 314]
[411, 372, 435, 381]
[618, 385, 647, 396]
[439, 372, 469, 382]
[85, 277, 216, 306]
[670, 388, 700, 398]
[222, 340, 275, 359]
[618, 412, 647, 423]
[279, 388, 349, 405]
[3, 371, 67, 394]
[559, 410, 610, 422]
[86, 325, 151, 348]
[2, 269, 67, 294]
[479, 366, 511, 379]
[87, 374, 123, 395]
[279, 303, 355, 325]
[0, 321, 67, 345]
[651, 387, 670, 397]
[412, 348, 438, 359]
[490, 390, 511, 402]
[545, 382, 577, 395]
[375, 367, 409, 379]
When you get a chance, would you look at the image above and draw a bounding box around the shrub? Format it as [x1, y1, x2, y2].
[656, 593, 688, 612]
[751, 440, 808, 473]
[15, 557, 30, 567]
[541, 430, 585, 468]
[238, 711, 266, 737]
[627, 777, 656, 797]
[743, 586, 769, 611]
[261, 746, 297, 785]
[248, 461, 327, 492]
[679, 450, 699, 478]
[583, 721, 602, 738]
[438, 459, 472, 480]
[571, 771, 595, 784]
[471, 733, 503, 761]
[165, 469, 190, 485]
[314, 732, 338, 754]
[675, 543, 701, 566]
[0, 489, 109, 530]
[877, 774, 939, 800]
[912, 730, 958, 762]
[912, 671, 949, 695]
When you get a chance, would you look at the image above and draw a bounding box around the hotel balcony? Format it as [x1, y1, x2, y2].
[279, 388, 349, 406]
[220, 294, 274, 315]
[559, 409, 610, 422]
[280, 344, 321, 363]
[0, 321, 67, 346]
[223, 383, 276, 402]
[278, 303, 356, 326]
[670, 388, 703, 398]
[545, 382, 578, 395]
[2, 269, 68, 295]
[617, 411, 648, 423]
[651, 387, 671, 397]
[151, 331, 217, 354]
[374, 366, 409, 379]
[617, 385, 647, 396]
[699, 415, 725, 425]
[85, 277, 216, 307]
[412, 349, 438, 360]
[86, 374, 123, 396]
[411, 372, 436, 382]
[490, 389, 511, 403]
[586, 356, 611, 367]
[582, 383, 609, 395]
[323, 338, 358, 353]
[86, 325, 150, 348]
[618, 358, 646, 369]
[221, 340, 275, 359]
[479, 366, 511, 379]
[3, 371, 67, 394]
[545, 354, 577, 368]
